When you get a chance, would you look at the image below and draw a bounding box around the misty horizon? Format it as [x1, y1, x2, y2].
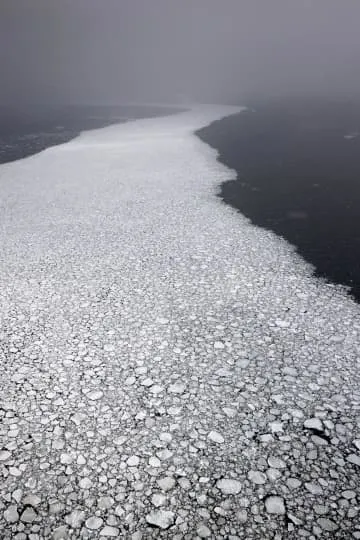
[1, 0, 360, 107]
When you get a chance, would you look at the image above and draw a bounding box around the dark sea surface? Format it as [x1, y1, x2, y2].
[197, 99, 360, 302]
[0, 104, 181, 165]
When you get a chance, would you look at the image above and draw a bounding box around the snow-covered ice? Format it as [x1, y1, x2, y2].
[0, 105, 360, 538]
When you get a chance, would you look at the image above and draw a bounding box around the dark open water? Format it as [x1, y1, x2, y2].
[197, 99, 360, 302]
[0, 104, 181, 165]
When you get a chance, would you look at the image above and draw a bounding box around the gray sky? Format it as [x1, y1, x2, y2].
[1, 0, 360, 105]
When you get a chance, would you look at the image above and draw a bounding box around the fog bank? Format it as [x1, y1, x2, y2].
[1, 0, 360, 106]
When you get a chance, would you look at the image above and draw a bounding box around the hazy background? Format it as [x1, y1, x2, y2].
[1, 0, 360, 107]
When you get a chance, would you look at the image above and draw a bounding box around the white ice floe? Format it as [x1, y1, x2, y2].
[0, 105, 360, 538]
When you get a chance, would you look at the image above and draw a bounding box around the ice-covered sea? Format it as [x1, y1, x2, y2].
[0, 105, 359, 538]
